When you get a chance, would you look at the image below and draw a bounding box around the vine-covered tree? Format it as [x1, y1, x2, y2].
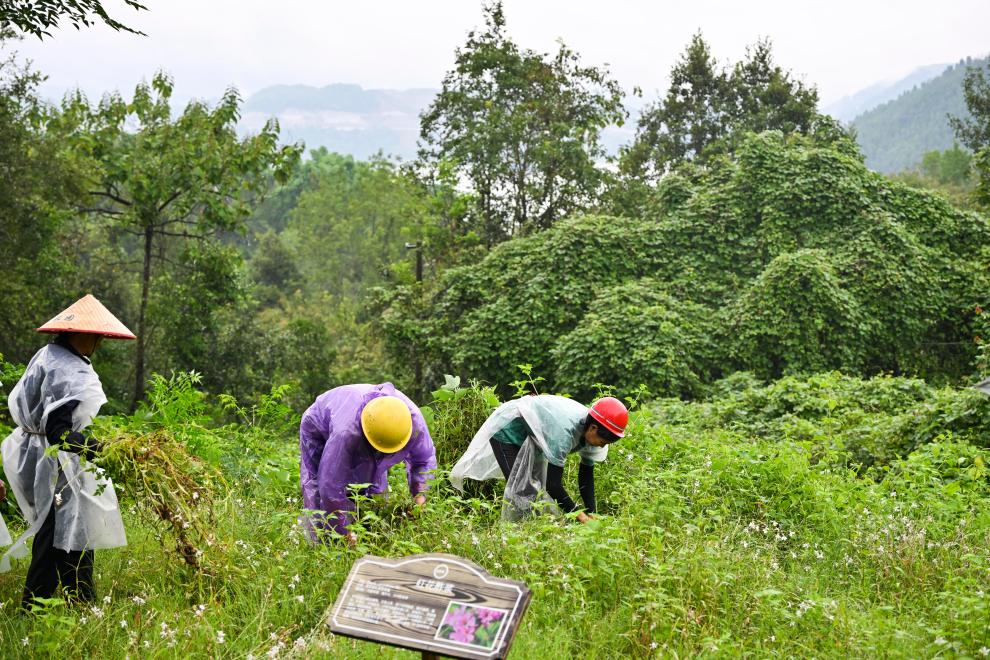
[382, 131, 989, 394]
[0, 0, 146, 38]
[56, 72, 300, 406]
[419, 1, 625, 245]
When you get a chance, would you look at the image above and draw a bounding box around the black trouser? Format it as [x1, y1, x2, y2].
[489, 437, 522, 479]
[488, 438, 588, 513]
[23, 500, 95, 606]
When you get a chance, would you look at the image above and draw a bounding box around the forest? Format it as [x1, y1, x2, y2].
[1, 1, 990, 657]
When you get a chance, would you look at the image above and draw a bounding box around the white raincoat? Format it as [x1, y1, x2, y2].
[449, 395, 608, 520]
[0, 344, 126, 572]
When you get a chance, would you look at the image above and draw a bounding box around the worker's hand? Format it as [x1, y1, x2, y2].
[0, 479, 6, 501]
[413, 494, 426, 507]
[576, 511, 593, 524]
[345, 531, 358, 548]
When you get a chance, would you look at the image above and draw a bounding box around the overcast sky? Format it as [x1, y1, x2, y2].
[7, 0, 990, 107]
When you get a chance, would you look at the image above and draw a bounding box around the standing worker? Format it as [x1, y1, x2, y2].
[299, 383, 437, 545]
[1, 294, 131, 604]
[450, 395, 628, 521]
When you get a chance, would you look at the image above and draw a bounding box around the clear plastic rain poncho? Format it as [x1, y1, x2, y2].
[0, 344, 127, 572]
[449, 395, 608, 521]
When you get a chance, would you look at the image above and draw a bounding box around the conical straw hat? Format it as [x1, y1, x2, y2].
[36, 294, 136, 339]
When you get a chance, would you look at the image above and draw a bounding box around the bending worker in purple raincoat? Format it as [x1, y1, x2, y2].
[299, 383, 437, 545]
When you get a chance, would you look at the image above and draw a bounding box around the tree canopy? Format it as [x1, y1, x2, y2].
[0, 0, 146, 38]
[619, 34, 821, 184]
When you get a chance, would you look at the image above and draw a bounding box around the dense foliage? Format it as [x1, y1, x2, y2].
[0, 35, 82, 362]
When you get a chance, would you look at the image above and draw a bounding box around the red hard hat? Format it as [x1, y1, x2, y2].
[588, 397, 629, 438]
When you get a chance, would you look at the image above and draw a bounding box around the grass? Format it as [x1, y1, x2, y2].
[1, 373, 989, 657]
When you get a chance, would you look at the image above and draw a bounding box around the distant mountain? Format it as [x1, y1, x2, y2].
[849, 57, 987, 173]
[824, 64, 947, 122]
[239, 84, 437, 160]
[240, 82, 637, 160]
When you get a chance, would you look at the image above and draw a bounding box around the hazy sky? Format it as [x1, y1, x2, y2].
[8, 0, 990, 107]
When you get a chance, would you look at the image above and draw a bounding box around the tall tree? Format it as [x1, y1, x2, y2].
[0, 0, 146, 38]
[56, 72, 300, 406]
[419, 1, 625, 245]
[949, 61, 990, 152]
[0, 32, 82, 362]
[620, 34, 820, 183]
[950, 61, 990, 209]
[619, 32, 730, 183]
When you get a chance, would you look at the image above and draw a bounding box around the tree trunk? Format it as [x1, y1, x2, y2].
[131, 225, 153, 412]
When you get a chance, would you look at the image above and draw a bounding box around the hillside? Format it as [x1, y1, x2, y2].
[823, 63, 947, 122]
[850, 57, 986, 173]
[239, 82, 636, 160]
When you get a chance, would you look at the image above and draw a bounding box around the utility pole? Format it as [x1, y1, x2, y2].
[404, 241, 423, 283]
[405, 242, 424, 397]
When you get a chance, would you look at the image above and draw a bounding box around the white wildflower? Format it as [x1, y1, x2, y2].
[217, 630, 226, 644]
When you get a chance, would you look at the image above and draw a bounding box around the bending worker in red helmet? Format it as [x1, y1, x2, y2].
[450, 395, 628, 522]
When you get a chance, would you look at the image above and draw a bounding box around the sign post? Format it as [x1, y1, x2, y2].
[328, 553, 531, 659]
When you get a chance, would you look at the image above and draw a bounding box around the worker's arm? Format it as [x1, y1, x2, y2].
[545, 463, 579, 514]
[45, 400, 100, 459]
[578, 462, 596, 514]
[405, 431, 438, 504]
[299, 409, 331, 515]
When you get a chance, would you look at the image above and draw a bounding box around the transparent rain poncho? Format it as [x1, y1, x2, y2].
[449, 395, 609, 521]
[0, 344, 127, 572]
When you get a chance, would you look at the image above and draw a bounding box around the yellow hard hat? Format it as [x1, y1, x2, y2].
[360, 396, 413, 453]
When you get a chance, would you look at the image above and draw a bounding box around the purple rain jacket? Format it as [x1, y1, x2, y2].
[299, 382, 437, 537]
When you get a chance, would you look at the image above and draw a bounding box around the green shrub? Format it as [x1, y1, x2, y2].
[421, 375, 500, 469]
[552, 278, 716, 400]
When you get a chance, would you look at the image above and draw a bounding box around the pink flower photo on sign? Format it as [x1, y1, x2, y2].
[435, 601, 508, 649]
